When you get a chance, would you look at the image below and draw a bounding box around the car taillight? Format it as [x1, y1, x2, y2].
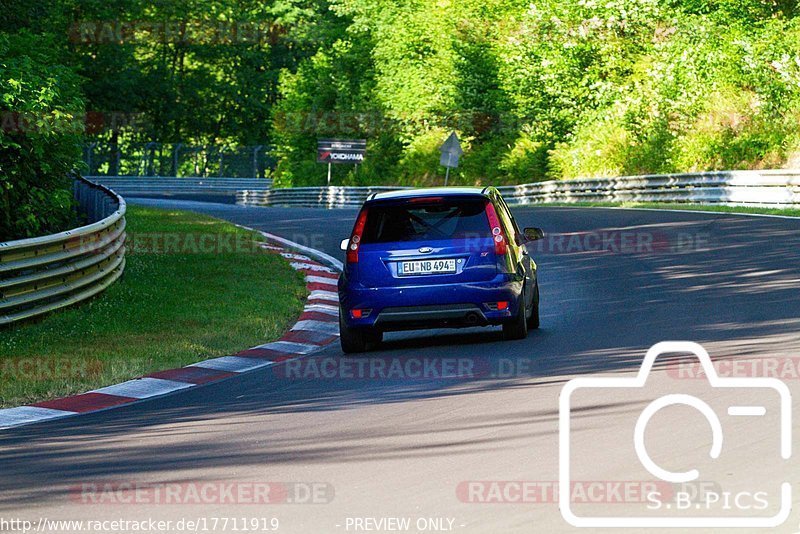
[346, 208, 369, 264]
[485, 202, 508, 256]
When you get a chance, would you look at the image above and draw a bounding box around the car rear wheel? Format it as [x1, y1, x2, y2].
[527, 280, 540, 330]
[503, 286, 529, 340]
[339, 308, 382, 353]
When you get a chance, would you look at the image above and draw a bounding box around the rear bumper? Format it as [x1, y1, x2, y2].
[376, 304, 488, 329]
[338, 274, 523, 331]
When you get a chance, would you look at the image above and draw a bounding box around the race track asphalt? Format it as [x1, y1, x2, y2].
[1, 200, 799, 533]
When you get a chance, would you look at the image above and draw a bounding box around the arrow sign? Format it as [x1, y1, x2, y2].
[439, 132, 463, 169]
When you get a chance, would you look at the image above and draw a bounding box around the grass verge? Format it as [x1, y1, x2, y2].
[0, 206, 307, 408]
[540, 202, 800, 218]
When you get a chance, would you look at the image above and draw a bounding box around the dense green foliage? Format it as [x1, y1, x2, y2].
[0, 31, 82, 241]
[275, 0, 800, 186]
[3, 0, 800, 221]
[2, 0, 329, 239]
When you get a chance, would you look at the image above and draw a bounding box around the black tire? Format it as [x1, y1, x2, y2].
[503, 287, 529, 340]
[366, 330, 384, 345]
[527, 280, 540, 330]
[339, 309, 369, 353]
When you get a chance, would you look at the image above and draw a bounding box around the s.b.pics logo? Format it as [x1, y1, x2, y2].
[559, 342, 792, 528]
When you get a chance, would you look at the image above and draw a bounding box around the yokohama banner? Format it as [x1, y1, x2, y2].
[317, 138, 366, 164]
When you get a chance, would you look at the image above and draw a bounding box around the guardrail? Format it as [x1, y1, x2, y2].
[237, 186, 410, 208]
[0, 177, 127, 326]
[237, 170, 800, 208]
[89, 177, 273, 197]
[496, 170, 800, 205]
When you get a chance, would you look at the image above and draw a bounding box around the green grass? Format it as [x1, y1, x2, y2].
[541, 202, 800, 218]
[0, 206, 307, 408]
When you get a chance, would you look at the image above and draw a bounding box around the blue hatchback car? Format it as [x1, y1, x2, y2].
[337, 187, 544, 353]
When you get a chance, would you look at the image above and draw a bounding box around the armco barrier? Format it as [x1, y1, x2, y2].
[89, 176, 272, 197]
[237, 170, 800, 208]
[0, 177, 127, 325]
[237, 186, 411, 208]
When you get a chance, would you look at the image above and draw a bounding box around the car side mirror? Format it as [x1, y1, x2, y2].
[524, 227, 544, 242]
[340, 238, 350, 251]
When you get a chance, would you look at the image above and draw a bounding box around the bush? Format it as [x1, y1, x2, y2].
[0, 32, 84, 241]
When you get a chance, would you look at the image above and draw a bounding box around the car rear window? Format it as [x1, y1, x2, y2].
[362, 198, 490, 243]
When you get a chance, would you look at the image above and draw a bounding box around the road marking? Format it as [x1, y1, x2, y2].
[255, 340, 319, 355]
[257, 230, 344, 271]
[92, 378, 194, 399]
[305, 269, 339, 279]
[309, 289, 339, 302]
[292, 319, 340, 335]
[305, 303, 339, 316]
[34, 392, 137, 413]
[291, 262, 336, 273]
[0, 406, 76, 428]
[147, 367, 236, 385]
[282, 329, 338, 345]
[306, 275, 339, 285]
[190, 357, 273, 373]
[281, 252, 312, 261]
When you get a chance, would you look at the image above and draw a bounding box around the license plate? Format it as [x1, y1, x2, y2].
[398, 259, 457, 276]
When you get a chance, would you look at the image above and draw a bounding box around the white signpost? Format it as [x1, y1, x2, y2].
[439, 132, 463, 186]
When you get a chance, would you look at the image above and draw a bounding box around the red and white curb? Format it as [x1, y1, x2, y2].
[0, 231, 342, 430]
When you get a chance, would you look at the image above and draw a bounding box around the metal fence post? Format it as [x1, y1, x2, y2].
[143, 142, 158, 176]
[253, 145, 263, 178]
[85, 142, 97, 175]
[173, 143, 183, 177]
[93, 186, 101, 220]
